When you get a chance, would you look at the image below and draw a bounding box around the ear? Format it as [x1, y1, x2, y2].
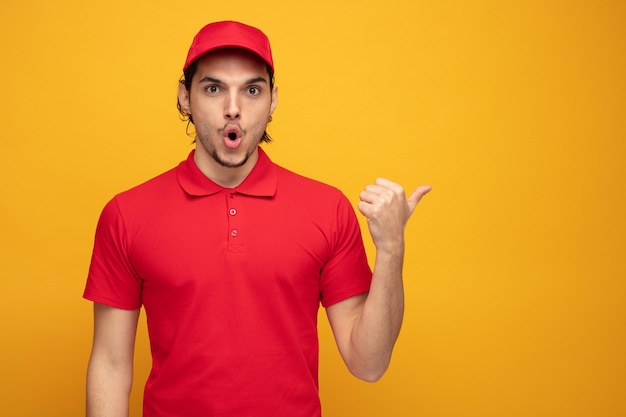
[269, 85, 278, 116]
[178, 82, 191, 115]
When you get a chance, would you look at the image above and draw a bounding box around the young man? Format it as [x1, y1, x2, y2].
[85, 20, 431, 417]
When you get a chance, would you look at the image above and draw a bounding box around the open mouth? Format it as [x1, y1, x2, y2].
[223, 126, 243, 149]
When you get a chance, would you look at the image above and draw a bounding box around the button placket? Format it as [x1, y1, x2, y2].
[226, 192, 241, 250]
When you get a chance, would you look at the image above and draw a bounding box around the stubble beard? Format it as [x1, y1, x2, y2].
[210, 147, 252, 169]
[197, 129, 258, 169]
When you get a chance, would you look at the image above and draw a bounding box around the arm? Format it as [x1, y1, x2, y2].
[326, 178, 431, 382]
[87, 303, 140, 417]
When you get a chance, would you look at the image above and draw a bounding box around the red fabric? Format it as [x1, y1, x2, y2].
[84, 148, 372, 417]
[183, 20, 274, 72]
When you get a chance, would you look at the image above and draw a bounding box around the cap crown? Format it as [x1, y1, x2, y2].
[183, 21, 274, 72]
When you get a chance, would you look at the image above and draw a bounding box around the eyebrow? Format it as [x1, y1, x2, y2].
[245, 77, 268, 85]
[197, 76, 268, 85]
[198, 76, 222, 84]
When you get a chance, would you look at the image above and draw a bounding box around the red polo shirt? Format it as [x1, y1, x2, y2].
[84, 147, 372, 417]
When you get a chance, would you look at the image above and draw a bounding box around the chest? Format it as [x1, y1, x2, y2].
[128, 191, 333, 310]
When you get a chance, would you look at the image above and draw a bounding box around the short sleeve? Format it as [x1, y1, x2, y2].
[319, 196, 372, 307]
[83, 197, 143, 310]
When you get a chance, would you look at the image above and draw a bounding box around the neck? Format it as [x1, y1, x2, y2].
[193, 146, 260, 188]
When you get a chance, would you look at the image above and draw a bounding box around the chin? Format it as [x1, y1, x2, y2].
[213, 150, 251, 169]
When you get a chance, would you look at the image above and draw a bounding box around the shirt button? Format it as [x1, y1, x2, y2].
[230, 229, 238, 237]
[229, 208, 237, 216]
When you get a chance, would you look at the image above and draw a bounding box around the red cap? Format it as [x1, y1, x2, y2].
[183, 21, 274, 72]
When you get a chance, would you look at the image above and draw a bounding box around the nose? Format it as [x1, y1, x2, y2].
[224, 91, 240, 120]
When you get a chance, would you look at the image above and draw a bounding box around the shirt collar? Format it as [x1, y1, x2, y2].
[177, 147, 278, 197]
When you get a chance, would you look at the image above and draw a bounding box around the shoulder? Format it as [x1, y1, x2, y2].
[270, 164, 359, 227]
[94, 165, 182, 244]
[274, 164, 346, 201]
[95, 165, 181, 230]
[113, 166, 179, 206]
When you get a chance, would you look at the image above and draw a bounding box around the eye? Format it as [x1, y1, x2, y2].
[247, 86, 261, 95]
[205, 85, 219, 94]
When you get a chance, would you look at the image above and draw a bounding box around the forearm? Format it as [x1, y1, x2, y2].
[86, 356, 133, 417]
[339, 178, 429, 381]
[348, 244, 405, 381]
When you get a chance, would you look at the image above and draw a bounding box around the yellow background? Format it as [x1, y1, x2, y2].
[1, 0, 625, 416]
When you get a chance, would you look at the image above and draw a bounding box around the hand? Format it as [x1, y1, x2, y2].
[357, 178, 431, 251]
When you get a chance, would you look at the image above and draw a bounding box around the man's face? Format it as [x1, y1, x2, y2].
[178, 48, 277, 171]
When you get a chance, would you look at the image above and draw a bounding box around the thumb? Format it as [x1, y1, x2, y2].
[407, 185, 432, 213]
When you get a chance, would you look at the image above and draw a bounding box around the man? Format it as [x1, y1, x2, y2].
[85, 20, 431, 417]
